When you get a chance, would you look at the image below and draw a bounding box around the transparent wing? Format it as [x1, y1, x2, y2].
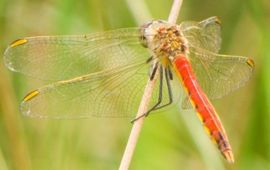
[180, 16, 221, 53]
[179, 16, 254, 100]
[188, 46, 254, 99]
[180, 47, 254, 110]
[20, 62, 182, 118]
[4, 28, 145, 81]
[5, 27, 183, 118]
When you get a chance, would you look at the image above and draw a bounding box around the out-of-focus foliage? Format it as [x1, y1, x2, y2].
[0, 0, 269, 170]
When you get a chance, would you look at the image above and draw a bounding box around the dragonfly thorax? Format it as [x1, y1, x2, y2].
[140, 20, 188, 64]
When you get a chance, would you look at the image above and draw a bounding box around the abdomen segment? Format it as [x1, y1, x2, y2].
[173, 54, 234, 163]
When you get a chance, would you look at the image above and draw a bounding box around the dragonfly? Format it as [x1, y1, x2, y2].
[4, 16, 254, 163]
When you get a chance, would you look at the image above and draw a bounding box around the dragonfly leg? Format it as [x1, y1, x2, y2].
[150, 62, 159, 80]
[131, 66, 163, 123]
[146, 56, 153, 63]
[152, 67, 173, 110]
[167, 66, 173, 80]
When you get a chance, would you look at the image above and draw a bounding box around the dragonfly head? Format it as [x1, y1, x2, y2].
[140, 20, 168, 48]
[140, 20, 188, 61]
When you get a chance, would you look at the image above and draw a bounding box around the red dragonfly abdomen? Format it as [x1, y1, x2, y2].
[172, 54, 234, 163]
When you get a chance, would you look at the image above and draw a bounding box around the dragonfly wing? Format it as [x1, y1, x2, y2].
[187, 46, 254, 99]
[181, 96, 193, 110]
[180, 16, 254, 100]
[4, 28, 146, 81]
[20, 62, 181, 118]
[180, 16, 221, 53]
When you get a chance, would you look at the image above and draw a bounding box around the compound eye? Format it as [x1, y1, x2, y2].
[140, 35, 148, 48]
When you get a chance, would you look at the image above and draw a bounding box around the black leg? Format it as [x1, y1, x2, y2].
[150, 62, 159, 80]
[167, 66, 173, 80]
[146, 56, 153, 63]
[131, 66, 164, 123]
[153, 67, 173, 110]
[145, 66, 164, 115]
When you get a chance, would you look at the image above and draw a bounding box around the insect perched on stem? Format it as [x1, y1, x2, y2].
[4, 16, 254, 163]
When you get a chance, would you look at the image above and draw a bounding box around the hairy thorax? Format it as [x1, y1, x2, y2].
[140, 20, 188, 66]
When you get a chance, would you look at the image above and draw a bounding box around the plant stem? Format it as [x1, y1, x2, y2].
[119, 1, 183, 169]
[119, 72, 159, 170]
[168, 0, 183, 24]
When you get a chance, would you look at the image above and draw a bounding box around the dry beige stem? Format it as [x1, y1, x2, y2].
[119, 1, 183, 170]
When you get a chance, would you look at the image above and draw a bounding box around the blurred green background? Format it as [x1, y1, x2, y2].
[0, 0, 269, 169]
